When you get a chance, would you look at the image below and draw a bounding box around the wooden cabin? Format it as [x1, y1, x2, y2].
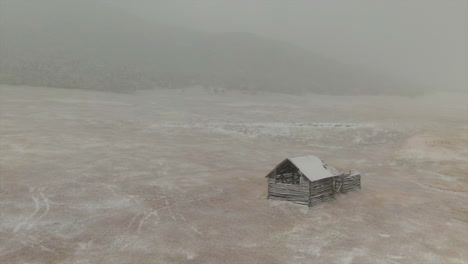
[266, 155, 361, 207]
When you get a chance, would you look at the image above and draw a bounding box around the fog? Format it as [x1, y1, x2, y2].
[1, 0, 466, 94]
[1, 1, 468, 263]
[120, 0, 468, 92]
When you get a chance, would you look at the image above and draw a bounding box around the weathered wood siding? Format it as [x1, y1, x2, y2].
[267, 177, 309, 205]
[309, 177, 335, 206]
[266, 165, 362, 207]
[339, 173, 361, 193]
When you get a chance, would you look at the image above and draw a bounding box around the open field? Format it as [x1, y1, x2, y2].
[0, 85, 467, 263]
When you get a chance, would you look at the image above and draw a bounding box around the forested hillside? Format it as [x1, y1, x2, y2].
[0, 0, 421, 95]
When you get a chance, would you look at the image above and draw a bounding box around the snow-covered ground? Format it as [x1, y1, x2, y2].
[0, 85, 467, 263]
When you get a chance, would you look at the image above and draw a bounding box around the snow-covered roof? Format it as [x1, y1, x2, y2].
[268, 155, 339, 182]
[289, 155, 337, 181]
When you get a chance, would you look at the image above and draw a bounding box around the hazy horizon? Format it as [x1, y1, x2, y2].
[1, 0, 467, 93]
[116, 0, 468, 92]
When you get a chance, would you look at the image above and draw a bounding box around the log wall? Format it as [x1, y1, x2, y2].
[267, 172, 361, 207]
[339, 173, 361, 193]
[267, 178, 309, 205]
[308, 177, 335, 206]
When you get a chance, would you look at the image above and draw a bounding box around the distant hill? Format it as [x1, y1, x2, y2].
[0, 0, 421, 95]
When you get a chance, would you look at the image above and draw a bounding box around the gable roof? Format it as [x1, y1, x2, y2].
[267, 155, 339, 182]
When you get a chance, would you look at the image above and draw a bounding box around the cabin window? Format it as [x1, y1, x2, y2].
[276, 172, 301, 185]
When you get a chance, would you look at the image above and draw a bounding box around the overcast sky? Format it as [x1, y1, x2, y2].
[117, 0, 468, 91]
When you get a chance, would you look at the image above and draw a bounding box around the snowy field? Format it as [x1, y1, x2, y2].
[0, 85, 467, 263]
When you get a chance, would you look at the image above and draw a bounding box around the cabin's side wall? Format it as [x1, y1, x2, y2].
[267, 177, 309, 205]
[309, 177, 335, 206]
